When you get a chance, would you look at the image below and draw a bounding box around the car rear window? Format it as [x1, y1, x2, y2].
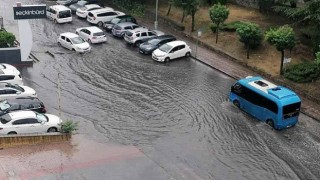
[88, 12, 93, 17]
[114, 25, 121, 30]
[126, 31, 133, 36]
[58, 10, 71, 18]
[93, 32, 105, 36]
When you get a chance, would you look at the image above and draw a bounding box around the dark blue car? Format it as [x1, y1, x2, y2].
[139, 35, 176, 55]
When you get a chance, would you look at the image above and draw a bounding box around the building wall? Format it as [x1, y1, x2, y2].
[0, 47, 22, 64]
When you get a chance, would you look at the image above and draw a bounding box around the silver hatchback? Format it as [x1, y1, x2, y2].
[112, 22, 140, 38]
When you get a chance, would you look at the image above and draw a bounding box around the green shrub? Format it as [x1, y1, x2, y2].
[210, 21, 245, 33]
[61, 120, 78, 133]
[0, 31, 16, 48]
[112, 0, 145, 17]
[284, 62, 320, 83]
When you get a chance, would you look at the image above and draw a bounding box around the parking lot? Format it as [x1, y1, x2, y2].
[1, 0, 320, 179]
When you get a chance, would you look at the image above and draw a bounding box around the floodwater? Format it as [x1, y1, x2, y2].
[1, 0, 320, 179]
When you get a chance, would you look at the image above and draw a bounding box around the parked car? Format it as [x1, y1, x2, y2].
[76, 26, 107, 44]
[87, 8, 125, 27]
[0, 63, 20, 73]
[0, 83, 37, 100]
[69, 0, 101, 14]
[0, 69, 23, 85]
[0, 97, 46, 116]
[58, 32, 91, 53]
[46, 5, 72, 24]
[152, 40, 191, 62]
[76, 4, 103, 18]
[111, 22, 140, 38]
[124, 28, 164, 46]
[103, 15, 137, 32]
[0, 110, 62, 135]
[139, 35, 176, 55]
[56, 0, 78, 6]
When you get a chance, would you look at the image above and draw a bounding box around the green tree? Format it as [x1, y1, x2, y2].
[273, 0, 320, 53]
[185, 0, 200, 32]
[0, 31, 16, 48]
[265, 25, 296, 75]
[167, 0, 173, 16]
[236, 22, 263, 59]
[209, 3, 229, 43]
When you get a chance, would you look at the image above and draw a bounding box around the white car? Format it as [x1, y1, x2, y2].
[76, 26, 107, 44]
[0, 83, 37, 100]
[152, 40, 191, 62]
[0, 110, 62, 135]
[87, 8, 124, 27]
[0, 69, 23, 85]
[76, 4, 103, 18]
[46, 5, 72, 24]
[0, 63, 20, 72]
[58, 32, 91, 53]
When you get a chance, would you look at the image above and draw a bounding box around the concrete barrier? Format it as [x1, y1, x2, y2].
[0, 133, 71, 149]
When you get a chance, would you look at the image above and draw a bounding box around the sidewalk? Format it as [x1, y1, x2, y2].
[138, 15, 320, 123]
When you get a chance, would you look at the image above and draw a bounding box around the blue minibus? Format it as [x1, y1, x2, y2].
[229, 76, 301, 130]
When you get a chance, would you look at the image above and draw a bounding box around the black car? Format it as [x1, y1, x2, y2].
[139, 35, 176, 55]
[69, 0, 101, 13]
[103, 15, 137, 32]
[56, 0, 79, 6]
[0, 97, 46, 116]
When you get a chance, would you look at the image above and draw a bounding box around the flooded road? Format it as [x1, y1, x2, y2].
[1, 0, 320, 179]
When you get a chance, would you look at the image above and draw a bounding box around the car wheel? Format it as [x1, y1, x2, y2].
[72, 48, 76, 51]
[75, 31, 78, 35]
[54, 19, 58, 24]
[164, 57, 170, 62]
[121, 33, 125, 39]
[185, 52, 191, 57]
[8, 131, 17, 135]
[57, 42, 61, 46]
[233, 100, 240, 108]
[88, 39, 92, 44]
[266, 119, 274, 129]
[97, 21, 103, 27]
[135, 41, 141, 47]
[47, 127, 58, 133]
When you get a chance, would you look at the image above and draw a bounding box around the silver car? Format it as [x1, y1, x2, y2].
[111, 22, 140, 38]
[124, 27, 164, 46]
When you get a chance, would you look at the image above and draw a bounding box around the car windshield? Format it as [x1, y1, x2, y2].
[0, 118, 9, 124]
[79, 7, 87, 10]
[148, 39, 161, 45]
[36, 113, 48, 122]
[71, 37, 85, 44]
[0, 100, 10, 111]
[93, 32, 105, 36]
[111, 18, 120, 24]
[5, 84, 24, 92]
[158, 44, 172, 53]
[58, 10, 71, 18]
[1, 113, 12, 122]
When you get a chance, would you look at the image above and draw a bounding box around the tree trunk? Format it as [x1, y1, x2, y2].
[215, 24, 219, 44]
[191, 11, 195, 32]
[181, 9, 185, 23]
[246, 43, 250, 59]
[280, 50, 284, 75]
[167, 4, 172, 16]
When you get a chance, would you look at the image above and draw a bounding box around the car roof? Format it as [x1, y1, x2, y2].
[166, 40, 187, 46]
[153, 35, 176, 40]
[5, 110, 36, 120]
[60, 32, 79, 38]
[6, 97, 42, 104]
[79, 26, 103, 32]
[117, 22, 137, 27]
[89, 7, 114, 14]
[50, 5, 71, 11]
[84, 4, 100, 8]
[116, 15, 134, 19]
[129, 27, 149, 33]
[0, 69, 19, 75]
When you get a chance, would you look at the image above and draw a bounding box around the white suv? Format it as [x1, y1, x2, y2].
[87, 8, 124, 27]
[76, 26, 107, 44]
[0, 69, 23, 85]
[0, 83, 37, 100]
[124, 28, 164, 46]
[152, 40, 191, 62]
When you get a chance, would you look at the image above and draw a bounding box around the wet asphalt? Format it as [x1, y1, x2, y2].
[1, 0, 320, 179]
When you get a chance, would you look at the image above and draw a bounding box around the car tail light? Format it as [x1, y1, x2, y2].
[0, 127, 3, 130]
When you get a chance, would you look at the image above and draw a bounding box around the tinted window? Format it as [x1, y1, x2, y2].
[283, 102, 301, 119]
[88, 12, 93, 17]
[141, 32, 147, 36]
[58, 10, 71, 18]
[93, 32, 105, 36]
[0, 75, 15, 81]
[114, 25, 121, 30]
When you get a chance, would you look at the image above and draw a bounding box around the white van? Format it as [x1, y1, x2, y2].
[46, 5, 72, 24]
[87, 8, 124, 27]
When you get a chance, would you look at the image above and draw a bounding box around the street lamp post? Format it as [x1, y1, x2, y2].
[155, 0, 159, 30]
[195, 29, 202, 58]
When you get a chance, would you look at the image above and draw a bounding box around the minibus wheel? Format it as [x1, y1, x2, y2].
[233, 100, 240, 108]
[266, 119, 274, 128]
